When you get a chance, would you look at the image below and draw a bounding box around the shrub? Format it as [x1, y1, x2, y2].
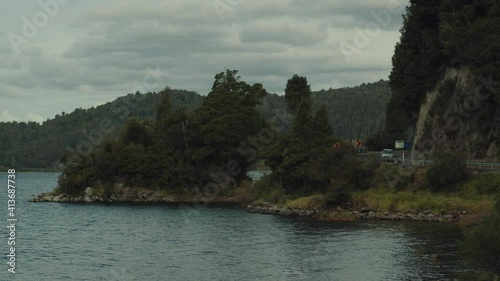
[324, 191, 352, 208]
[371, 164, 412, 191]
[469, 173, 500, 195]
[426, 151, 468, 192]
[56, 154, 98, 195]
[253, 174, 285, 204]
[365, 130, 394, 151]
[460, 199, 500, 275]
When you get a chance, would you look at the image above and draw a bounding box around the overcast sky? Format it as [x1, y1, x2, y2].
[0, 0, 408, 123]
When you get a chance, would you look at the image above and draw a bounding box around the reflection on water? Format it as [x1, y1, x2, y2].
[278, 218, 467, 280]
[0, 173, 471, 281]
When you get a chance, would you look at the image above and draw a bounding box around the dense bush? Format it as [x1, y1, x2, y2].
[469, 173, 500, 195]
[261, 74, 381, 201]
[57, 71, 268, 195]
[324, 190, 352, 208]
[57, 155, 98, 195]
[365, 130, 395, 151]
[460, 199, 500, 276]
[253, 174, 285, 204]
[426, 151, 468, 191]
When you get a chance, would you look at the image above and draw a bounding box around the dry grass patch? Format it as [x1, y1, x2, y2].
[286, 194, 325, 209]
[352, 190, 495, 215]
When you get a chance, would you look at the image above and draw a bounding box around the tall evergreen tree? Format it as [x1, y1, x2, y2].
[285, 74, 311, 115]
[312, 104, 333, 146]
[193, 70, 267, 184]
[386, 0, 442, 138]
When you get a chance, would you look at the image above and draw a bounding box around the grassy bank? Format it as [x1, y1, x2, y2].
[250, 163, 500, 223]
[281, 192, 495, 218]
[351, 190, 494, 215]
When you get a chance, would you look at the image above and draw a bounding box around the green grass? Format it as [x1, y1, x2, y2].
[251, 166, 499, 221]
[285, 194, 325, 209]
[465, 173, 500, 195]
[352, 189, 495, 214]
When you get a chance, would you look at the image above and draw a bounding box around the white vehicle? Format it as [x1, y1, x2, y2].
[380, 149, 394, 160]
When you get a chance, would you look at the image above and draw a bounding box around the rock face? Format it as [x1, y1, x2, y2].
[246, 203, 466, 223]
[412, 67, 499, 161]
[30, 187, 173, 203]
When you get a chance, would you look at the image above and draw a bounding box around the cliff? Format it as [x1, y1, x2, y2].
[383, 1, 500, 160]
[412, 67, 499, 161]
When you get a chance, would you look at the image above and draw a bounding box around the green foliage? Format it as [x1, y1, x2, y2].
[193, 69, 267, 184]
[460, 199, 500, 275]
[0, 81, 391, 169]
[270, 75, 327, 193]
[156, 88, 173, 127]
[261, 75, 379, 200]
[56, 70, 268, 195]
[0, 89, 202, 169]
[386, 0, 442, 137]
[120, 118, 155, 146]
[386, 0, 500, 141]
[57, 154, 98, 195]
[352, 189, 494, 214]
[310, 80, 391, 139]
[324, 191, 352, 208]
[426, 151, 468, 191]
[326, 145, 380, 193]
[260, 133, 289, 172]
[469, 173, 500, 195]
[56, 88, 184, 194]
[253, 174, 285, 204]
[312, 104, 333, 146]
[285, 74, 311, 115]
[259, 80, 391, 140]
[365, 130, 395, 151]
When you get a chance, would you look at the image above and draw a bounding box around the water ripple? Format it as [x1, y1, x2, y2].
[0, 173, 470, 281]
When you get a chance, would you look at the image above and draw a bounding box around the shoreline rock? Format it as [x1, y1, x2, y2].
[30, 189, 468, 223]
[29, 188, 174, 204]
[29, 187, 245, 205]
[246, 202, 467, 223]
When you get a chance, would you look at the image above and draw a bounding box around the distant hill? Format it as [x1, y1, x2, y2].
[259, 79, 391, 140]
[0, 80, 391, 169]
[0, 90, 203, 169]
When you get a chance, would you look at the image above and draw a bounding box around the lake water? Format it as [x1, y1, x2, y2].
[0, 173, 471, 280]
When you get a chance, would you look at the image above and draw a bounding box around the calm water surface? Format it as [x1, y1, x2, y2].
[0, 173, 470, 280]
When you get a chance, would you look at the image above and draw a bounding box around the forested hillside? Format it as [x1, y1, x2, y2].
[0, 80, 390, 169]
[258, 80, 390, 140]
[0, 90, 203, 169]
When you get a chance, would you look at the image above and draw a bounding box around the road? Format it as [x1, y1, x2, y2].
[358, 150, 500, 171]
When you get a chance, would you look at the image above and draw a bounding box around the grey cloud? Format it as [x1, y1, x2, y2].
[0, 0, 403, 122]
[240, 19, 327, 46]
[289, 0, 408, 30]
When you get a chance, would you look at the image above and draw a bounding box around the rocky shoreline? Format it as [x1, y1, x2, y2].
[30, 187, 174, 203]
[246, 202, 468, 222]
[30, 186, 244, 205]
[30, 188, 468, 223]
